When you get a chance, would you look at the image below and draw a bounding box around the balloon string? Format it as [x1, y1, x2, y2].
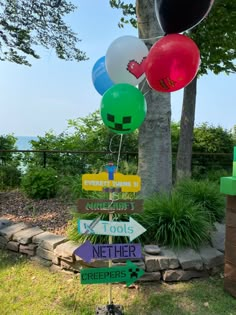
[116, 134, 123, 172]
[139, 78, 147, 93]
[106, 134, 123, 202]
[109, 134, 119, 153]
[139, 78, 152, 97]
[143, 89, 152, 96]
[108, 133, 123, 171]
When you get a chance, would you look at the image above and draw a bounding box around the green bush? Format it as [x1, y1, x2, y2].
[56, 175, 110, 202]
[205, 168, 231, 183]
[0, 165, 21, 190]
[175, 179, 226, 223]
[135, 192, 211, 249]
[56, 175, 81, 201]
[21, 167, 58, 199]
[191, 165, 232, 182]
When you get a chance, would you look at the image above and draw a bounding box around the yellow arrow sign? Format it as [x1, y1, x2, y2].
[82, 172, 141, 192]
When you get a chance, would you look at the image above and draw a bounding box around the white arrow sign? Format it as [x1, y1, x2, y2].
[78, 217, 146, 242]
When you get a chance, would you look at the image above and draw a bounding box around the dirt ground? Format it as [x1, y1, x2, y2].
[0, 190, 73, 236]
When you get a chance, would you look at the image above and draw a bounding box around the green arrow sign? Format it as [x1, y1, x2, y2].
[80, 260, 144, 286]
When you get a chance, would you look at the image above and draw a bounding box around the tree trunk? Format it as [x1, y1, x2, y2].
[136, 0, 172, 196]
[175, 77, 197, 182]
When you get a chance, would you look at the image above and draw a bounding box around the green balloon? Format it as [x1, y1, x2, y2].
[100, 83, 147, 134]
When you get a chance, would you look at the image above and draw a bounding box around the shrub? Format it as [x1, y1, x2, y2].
[175, 179, 226, 223]
[56, 175, 81, 202]
[56, 175, 110, 202]
[206, 168, 231, 183]
[135, 191, 211, 249]
[0, 165, 21, 190]
[21, 167, 58, 199]
[118, 160, 138, 175]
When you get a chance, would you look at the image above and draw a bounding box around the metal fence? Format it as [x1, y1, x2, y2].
[0, 149, 233, 176]
[0, 149, 138, 175]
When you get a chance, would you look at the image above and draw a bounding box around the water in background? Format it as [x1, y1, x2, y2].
[16, 136, 38, 150]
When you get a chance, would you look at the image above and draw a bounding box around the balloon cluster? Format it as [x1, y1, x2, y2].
[93, 35, 148, 134]
[91, 0, 214, 134]
[145, 0, 214, 92]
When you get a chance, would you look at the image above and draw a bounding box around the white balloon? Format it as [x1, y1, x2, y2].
[105, 35, 149, 86]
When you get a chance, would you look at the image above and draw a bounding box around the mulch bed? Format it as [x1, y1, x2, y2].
[0, 191, 73, 236]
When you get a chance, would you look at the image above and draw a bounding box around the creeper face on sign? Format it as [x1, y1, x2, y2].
[128, 267, 140, 279]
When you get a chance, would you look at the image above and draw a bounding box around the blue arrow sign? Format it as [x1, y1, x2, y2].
[78, 217, 146, 242]
[74, 240, 142, 262]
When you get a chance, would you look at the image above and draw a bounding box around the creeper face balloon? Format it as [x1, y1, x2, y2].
[100, 83, 147, 135]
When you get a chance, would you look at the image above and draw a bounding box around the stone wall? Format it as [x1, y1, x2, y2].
[0, 217, 225, 283]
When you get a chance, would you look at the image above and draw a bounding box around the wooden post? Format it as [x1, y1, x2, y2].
[108, 192, 113, 304]
[224, 196, 236, 297]
[220, 146, 236, 298]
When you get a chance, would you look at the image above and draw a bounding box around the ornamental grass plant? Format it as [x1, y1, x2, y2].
[135, 191, 211, 249]
[174, 179, 226, 223]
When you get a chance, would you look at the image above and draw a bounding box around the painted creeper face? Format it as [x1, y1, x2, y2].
[106, 113, 132, 132]
[128, 268, 140, 279]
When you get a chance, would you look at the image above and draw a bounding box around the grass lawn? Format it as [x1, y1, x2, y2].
[0, 249, 236, 315]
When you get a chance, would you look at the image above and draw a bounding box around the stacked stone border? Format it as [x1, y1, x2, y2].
[0, 217, 225, 282]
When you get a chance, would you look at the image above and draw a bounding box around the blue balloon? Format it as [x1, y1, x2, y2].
[92, 56, 114, 95]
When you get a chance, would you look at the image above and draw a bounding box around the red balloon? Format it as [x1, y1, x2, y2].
[145, 34, 200, 93]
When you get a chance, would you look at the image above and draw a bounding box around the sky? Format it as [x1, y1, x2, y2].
[0, 0, 235, 137]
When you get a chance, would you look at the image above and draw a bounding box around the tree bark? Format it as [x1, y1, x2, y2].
[136, 0, 172, 196]
[175, 77, 197, 182]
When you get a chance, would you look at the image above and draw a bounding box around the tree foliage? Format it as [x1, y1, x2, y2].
[109, 0, 136, 28]
[28, 112, 235, 178]
[193, 123, 235, 153]
[191, 123, 234, 179]
[30, 111, 139, 174]
[0, 134, 17, 164]
[0, 134, 21, 189]
[0, 0, 87, 65]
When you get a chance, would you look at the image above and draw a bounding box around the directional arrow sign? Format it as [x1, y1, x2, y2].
[77, 199, 144, 214]
[74, 240, 142, 262]
[78, 217, 146, 242]
[80, 260, 144, 286]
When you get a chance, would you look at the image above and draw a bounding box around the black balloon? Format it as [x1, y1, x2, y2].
[155, 0, 214, 34]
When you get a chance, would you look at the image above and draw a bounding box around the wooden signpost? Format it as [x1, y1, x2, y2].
[75, 164, 146, 314]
